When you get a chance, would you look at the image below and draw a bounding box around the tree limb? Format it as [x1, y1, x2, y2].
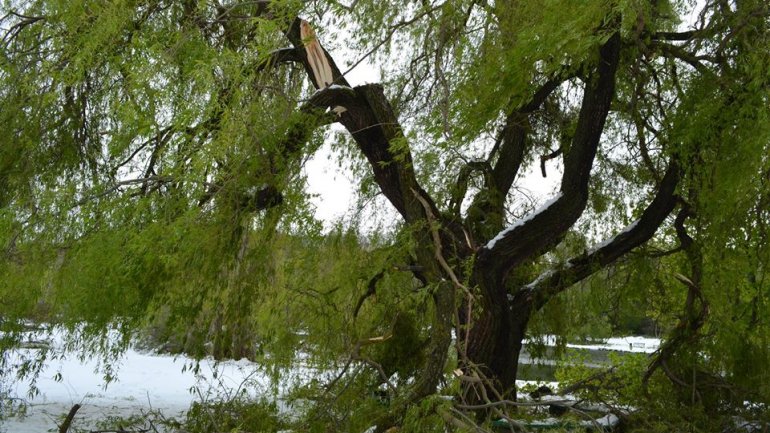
[539, 148, 562, 178]
[354, 269, 385, 318]
[522, 161, 680, 311]
[284, 19, 460, 431]
[651, 30, 700, 41]
[652, 41, 715, 75]
[255, 47, 302, 72]
[477, 32, 622, 281]
[283, 18, 443, 224]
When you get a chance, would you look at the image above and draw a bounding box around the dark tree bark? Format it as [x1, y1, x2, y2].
[464, 32, 623, 399]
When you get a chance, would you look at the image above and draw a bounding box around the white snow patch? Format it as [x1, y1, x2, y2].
[327, 84, 353, 90]
[523, 269, 556, 291]
[486, 192, 563, 250]
[515, 380, 560, 390]
[525, 334, 660, 354]
[539, 394, 570, 402]
[3, 348, 277, 433]
[1, 328, 307, 433]
[587, 219, 640, 255]
[528, 417, 560, 426]
[312, 83, 353, 96]
[581, 412, 620, 428]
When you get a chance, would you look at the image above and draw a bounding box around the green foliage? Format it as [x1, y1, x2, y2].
[183, 398, 283, 433]
[401, 395, 453, 433]
[90, 410, 179, 433]
[2, 0, 770, 431]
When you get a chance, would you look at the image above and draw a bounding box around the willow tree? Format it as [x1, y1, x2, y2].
[2, 0, 769, 431]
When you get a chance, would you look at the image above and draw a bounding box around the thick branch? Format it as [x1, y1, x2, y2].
[463, 78, 570, 245]
[652, 41, 714, 74]
[539, 148, 562, 178]
[523, 161, 680, 311]
[58, 404, 81, 433]
[489, 79, 565, 203]
[285, 18, 350, 89]
[477, 33, 622, 279]
[651, 30, 700, 41]
[285, 19, 440, 224]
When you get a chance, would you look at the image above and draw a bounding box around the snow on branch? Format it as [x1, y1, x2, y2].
[520, 162, 680, 310]
[522, 218, 640, 292]
[485, 192, 563, 250]
[584, 219, 640, 256]
[305, 84, 357, 110]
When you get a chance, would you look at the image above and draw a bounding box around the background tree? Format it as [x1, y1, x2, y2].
[1, 0, 769, 431]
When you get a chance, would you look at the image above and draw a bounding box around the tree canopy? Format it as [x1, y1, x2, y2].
[1, 0, 769, 431]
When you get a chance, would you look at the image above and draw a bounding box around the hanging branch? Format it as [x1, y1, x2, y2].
[353, 269, 386, 318]
[642, 206, 709, 392]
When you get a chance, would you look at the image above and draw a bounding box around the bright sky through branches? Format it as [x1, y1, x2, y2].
[301, 0, 706, 229]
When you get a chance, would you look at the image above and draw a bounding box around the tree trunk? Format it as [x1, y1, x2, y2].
[463, 272, 533, 403]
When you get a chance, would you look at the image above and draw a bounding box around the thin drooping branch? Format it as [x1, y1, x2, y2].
[522, 161, 680, 311]
[643, 206, 708, 390]
[1, 10, 46, 48]
[476, 32, 622, 280]
[110, 127, 173, 176]
[75, 176, 175, 206]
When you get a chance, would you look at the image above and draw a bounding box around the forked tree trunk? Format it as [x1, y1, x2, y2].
[463, 272, 533, 403]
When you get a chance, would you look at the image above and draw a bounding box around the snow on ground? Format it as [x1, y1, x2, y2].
[1, 331, 660, 432]
[516, 380, 560, 390]
[1, 326, 288, 433]
[571, 335, 660, 354]
[2, 344, 274, 433]
[528, 334, 661, 354]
